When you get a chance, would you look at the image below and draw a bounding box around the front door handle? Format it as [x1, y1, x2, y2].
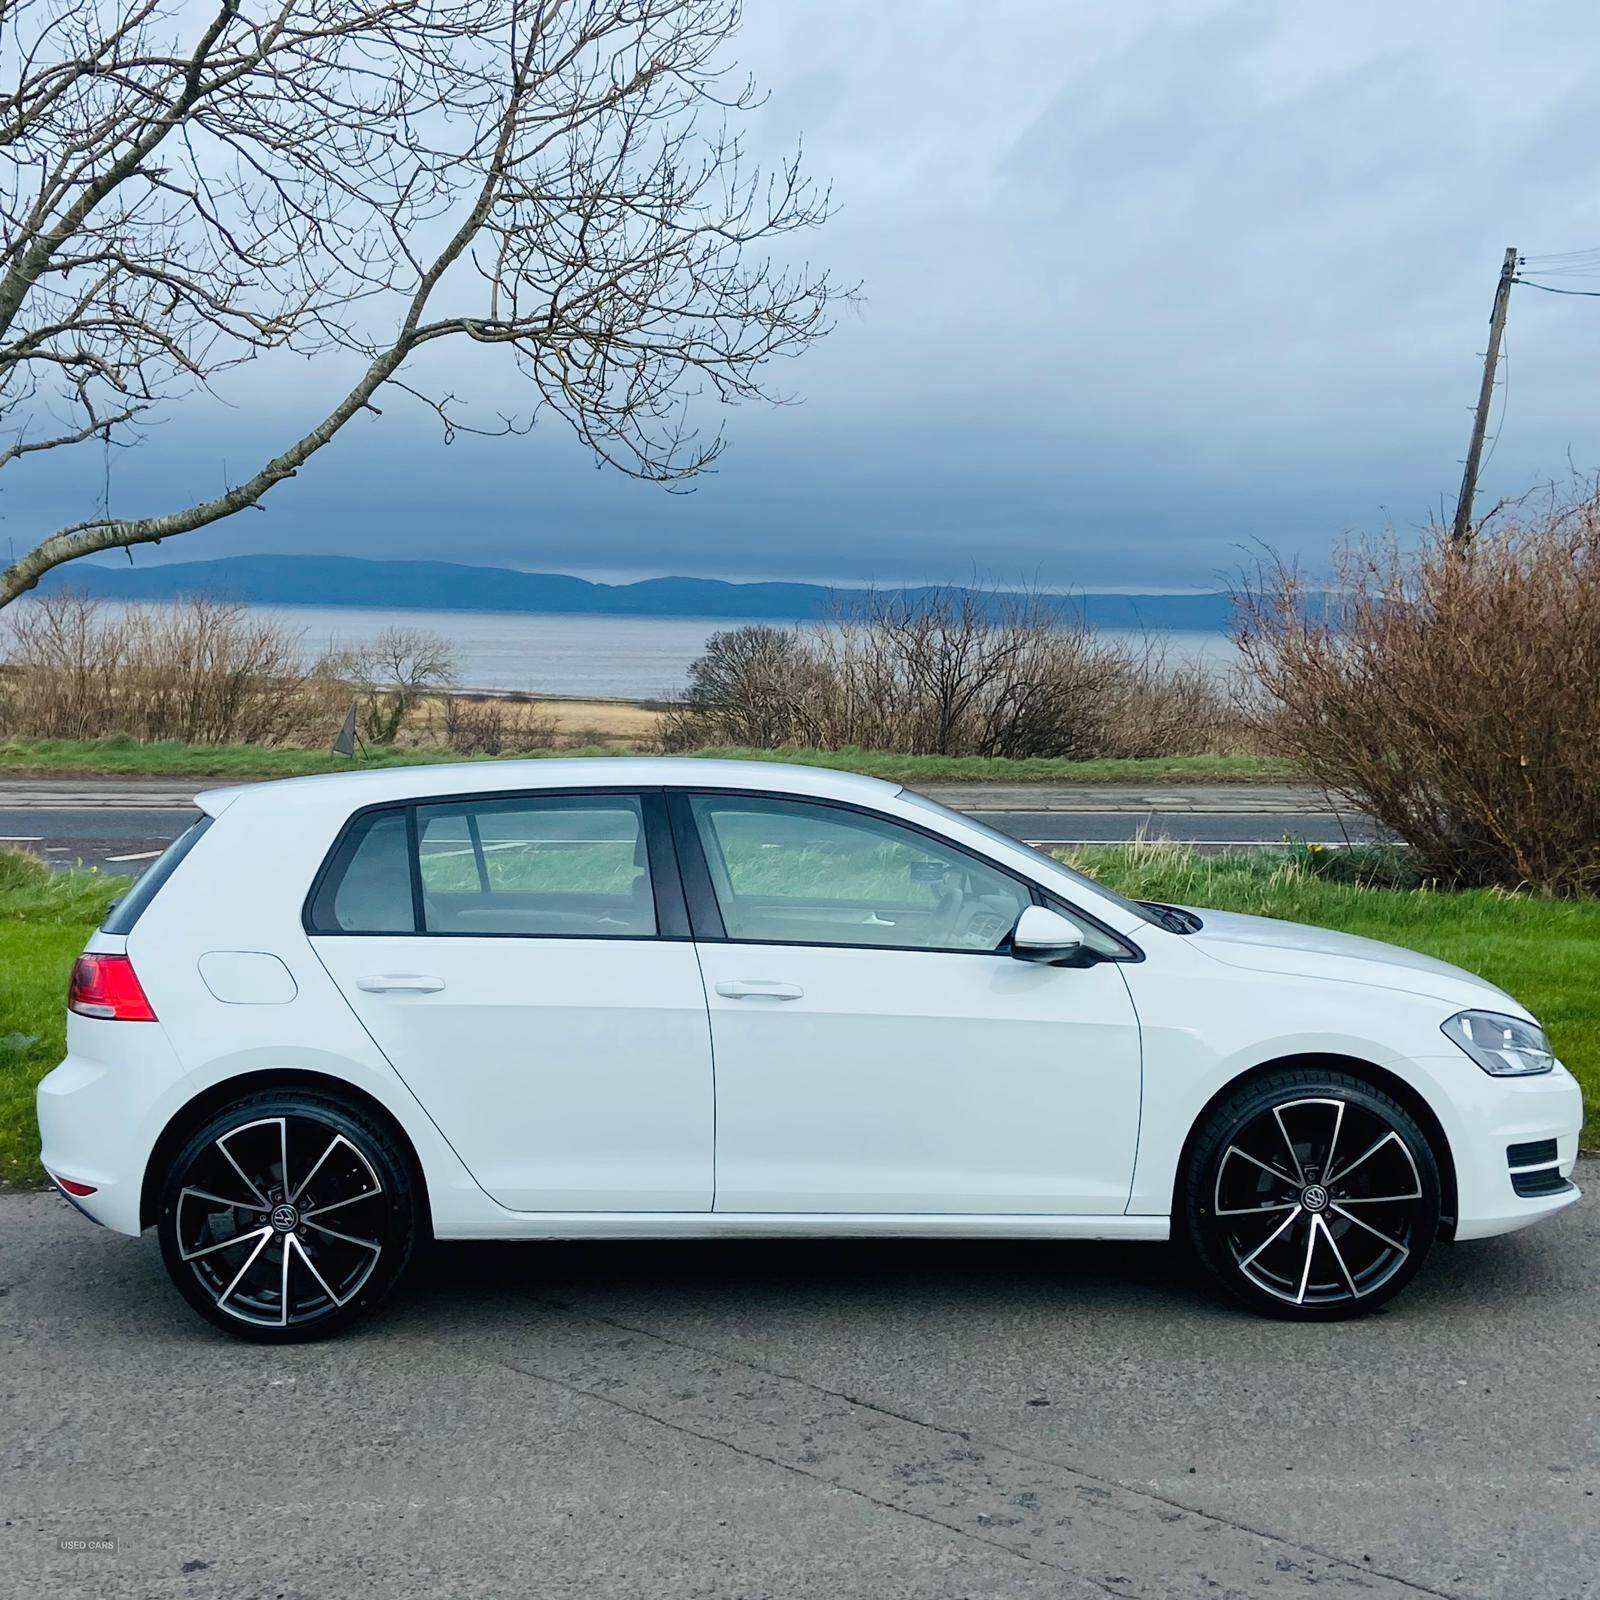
[356, 974, 446, 994]
[714, 979, 804, 1001]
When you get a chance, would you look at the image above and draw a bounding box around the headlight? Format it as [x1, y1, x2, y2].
[1441, 1010, 1557, 1076]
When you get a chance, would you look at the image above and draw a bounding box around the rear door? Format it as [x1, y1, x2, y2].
[309, 789, 714, 1213]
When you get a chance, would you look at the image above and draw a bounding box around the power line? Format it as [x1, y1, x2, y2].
[1519, 246, 1600, 261]
[1512, 277, 1600, 298]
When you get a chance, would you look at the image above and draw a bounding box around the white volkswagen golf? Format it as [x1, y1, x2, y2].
[37, 758, 1583, 1339]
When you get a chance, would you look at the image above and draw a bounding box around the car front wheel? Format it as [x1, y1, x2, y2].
[157, 1091, 418, 1341]
[1183, 1068, 1442, 1319]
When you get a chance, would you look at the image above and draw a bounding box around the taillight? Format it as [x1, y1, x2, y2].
[51, 1173, 97, 1197]
[68, 953, 157, 1022]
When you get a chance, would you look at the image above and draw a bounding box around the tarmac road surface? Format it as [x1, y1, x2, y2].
[2, 1173, 1595, 1599]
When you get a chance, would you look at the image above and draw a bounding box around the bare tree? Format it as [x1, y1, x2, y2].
[322, 624, 457, 743]
[0, 0, 841, 608]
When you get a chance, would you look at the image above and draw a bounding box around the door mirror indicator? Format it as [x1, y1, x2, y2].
[1010, 906, 1086, 965]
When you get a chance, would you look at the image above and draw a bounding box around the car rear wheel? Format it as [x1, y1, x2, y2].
[157, 1091, 418, 1341]
[1183, 1068, 1442, 1320]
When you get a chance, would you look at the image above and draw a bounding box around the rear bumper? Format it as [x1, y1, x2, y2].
[36, 1021, 188, 1237]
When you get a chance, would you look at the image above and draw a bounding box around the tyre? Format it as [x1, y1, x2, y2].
[1182, 1068, 1442, 1320]
[157, 1090, 419, 1342]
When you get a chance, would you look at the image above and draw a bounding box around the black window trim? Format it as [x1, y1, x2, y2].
[666, 787, 1143, 962]
[102, 813, 213, 935]
[301, 781, 1140, 959]
[302, 785, 690, 941]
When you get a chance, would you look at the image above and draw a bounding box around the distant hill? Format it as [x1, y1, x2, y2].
[35, 554, 1235, 630]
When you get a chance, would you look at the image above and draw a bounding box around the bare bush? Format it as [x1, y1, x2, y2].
[661, 626, 832, 749]
[1095, 640, 1247, 761]
[665, 589, 1238, 760]
[440, 694, 558, 756]
[1234, 489, 1600, 895]
[0, 593, 340, 743]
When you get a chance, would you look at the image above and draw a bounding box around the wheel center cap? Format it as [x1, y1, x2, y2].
[270, 1203, 300, 1232]
[1300, 1183, 1329, 1213]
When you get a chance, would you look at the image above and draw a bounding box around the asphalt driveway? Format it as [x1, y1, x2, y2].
[3, 1167, 1596, 1599]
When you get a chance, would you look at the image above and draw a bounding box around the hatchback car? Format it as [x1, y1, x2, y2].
[38, 758, 1582, 1339]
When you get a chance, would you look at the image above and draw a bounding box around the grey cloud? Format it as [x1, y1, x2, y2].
[8, 0, 1600, 591]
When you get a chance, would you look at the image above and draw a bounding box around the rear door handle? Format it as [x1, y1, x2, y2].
[714, 980, 804, 1001]
[356, 974, 446, 994]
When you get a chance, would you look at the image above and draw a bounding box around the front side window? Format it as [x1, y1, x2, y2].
[416, 794, 654, 937]
[898, 787, 1153, 928]
[688, 794, 1030, 952]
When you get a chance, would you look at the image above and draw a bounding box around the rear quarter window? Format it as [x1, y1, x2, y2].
[101, 816, 213, 935]
[306, 810, 416, 934]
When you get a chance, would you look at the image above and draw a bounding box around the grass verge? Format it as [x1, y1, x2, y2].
[0, 735, 1295, 787]
[3, 840, 1588, 1189]
[0, 850, 127, 1188]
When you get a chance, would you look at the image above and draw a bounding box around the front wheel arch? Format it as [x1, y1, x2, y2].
[141, 1068, 431, 1236]
[1173, 1053, 1458, 1239]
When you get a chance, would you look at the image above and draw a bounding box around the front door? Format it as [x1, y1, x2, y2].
[309, 791, 713, 1212]
[677, 792, 1142, 1215]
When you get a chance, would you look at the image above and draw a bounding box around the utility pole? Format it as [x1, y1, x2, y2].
[1450, 246, 1518, 544]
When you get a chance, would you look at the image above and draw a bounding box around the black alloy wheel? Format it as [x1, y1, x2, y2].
[1184, 1069, 1442, 1319]
[158, 1092, 417, 1341]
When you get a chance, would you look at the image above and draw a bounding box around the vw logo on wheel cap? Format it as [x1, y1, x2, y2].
[1300, 1183, 1329, 1213]
[270, 1203, 300, 1232]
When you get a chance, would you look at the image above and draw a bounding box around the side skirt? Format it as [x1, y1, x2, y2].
[433, 1212, 1172, 1242]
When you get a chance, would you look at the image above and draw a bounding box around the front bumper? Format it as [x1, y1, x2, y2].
[1423, 1056, 1585, 1241]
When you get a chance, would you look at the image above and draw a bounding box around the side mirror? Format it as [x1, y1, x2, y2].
[1009, 905, 1086, 965]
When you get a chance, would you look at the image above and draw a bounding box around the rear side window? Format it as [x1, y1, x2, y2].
[307, 810, 414, 934]
[102, 816, 212, 935]
[307, 795, 656, 938]
[416, 795, 654, 937]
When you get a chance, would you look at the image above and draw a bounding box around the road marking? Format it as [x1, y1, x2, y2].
[1021, 838, 1394, 849]
[0, 835, 42, 841]
[104, 850, 162, 863]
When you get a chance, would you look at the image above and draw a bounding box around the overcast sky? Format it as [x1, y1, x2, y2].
[10, 0, 1600, 592]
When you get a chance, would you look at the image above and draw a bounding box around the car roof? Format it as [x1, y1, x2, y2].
[195, 756, 902, 818]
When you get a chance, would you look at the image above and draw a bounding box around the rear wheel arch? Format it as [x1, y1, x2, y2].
[141, 1068, 432, 1235]
[1173, 1053, 1458, 1236]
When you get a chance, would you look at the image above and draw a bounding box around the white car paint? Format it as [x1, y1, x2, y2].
[695, 939, 1141, 1213]
[36, 757, 1583, 1257]
[313, 934, 715, 1211]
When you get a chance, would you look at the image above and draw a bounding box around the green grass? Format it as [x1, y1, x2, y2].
[1060, 840, 1599, 1147]
[675, 748, 1295, 786]
[0, 735, 1294, 786]
[0, 735, 494, 779]
[0, 850, 128, 1187]
[3, 838, 1589, 1189]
